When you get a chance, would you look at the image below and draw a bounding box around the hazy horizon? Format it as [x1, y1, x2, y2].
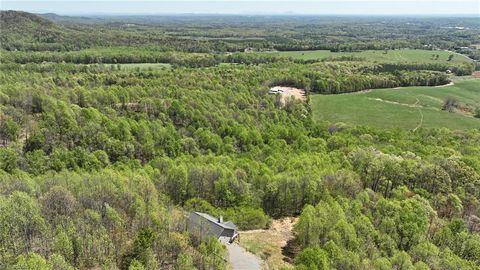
[2, 0, 480, 16]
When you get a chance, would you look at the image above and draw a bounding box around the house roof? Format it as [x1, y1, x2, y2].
[193, 212, 238, 230]
[222, 221, 237, 229]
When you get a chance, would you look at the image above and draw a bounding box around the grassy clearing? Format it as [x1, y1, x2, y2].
[239, 218, 297, 270]
[311, 79, 480, 130]
[262, 49, 471, 64]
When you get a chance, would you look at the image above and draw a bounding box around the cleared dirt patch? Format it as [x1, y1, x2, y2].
[269, 86, 306, 103]
[239, 217, 298, 270]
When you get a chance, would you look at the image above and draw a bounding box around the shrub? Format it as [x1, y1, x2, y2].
[442, 98, 458, 112]
[295, 247, 329, 270]
[224, 207, 271, 230]
[474, 107, 480, 118]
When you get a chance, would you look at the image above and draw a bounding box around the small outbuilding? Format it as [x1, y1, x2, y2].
[187, 212, 239, 243]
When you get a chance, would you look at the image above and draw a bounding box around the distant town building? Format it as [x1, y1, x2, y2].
[187, 212, 239, 243]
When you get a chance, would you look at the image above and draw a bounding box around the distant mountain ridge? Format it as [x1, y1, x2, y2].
[0, 10, 87, 51]
[0, 10, 154, 51]
[37, 12, 107, 24]
[1, 10, 54, 26]
[0, 10, 219, 52]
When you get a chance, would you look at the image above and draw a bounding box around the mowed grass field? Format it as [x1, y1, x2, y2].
[311, 79, 480, 130]
[263, 49, 471, 64]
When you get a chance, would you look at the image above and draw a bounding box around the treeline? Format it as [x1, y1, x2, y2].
[274, 40, 420, 52]
[1, 48, 219, 67]
[304, 70, 450, 94]
[1, 51, 465, 98]
[1, 49, 289, 67]
[378, 62, 476, 76]
[3, 48, 474, 73]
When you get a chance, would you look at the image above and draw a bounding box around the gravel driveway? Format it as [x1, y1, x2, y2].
[225, 242, 262, 270]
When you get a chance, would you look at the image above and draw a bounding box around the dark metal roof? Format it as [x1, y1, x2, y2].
[193, 212, 238, 230]
[222, 221, 237, 230]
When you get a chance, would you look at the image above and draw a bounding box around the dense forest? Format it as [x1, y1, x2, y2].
[1, 10, 479, 270]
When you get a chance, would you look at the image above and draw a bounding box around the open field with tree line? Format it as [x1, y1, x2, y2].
[311, 79, 480, 130]
[1, 10, 480, 270]
[261, 49, 473, 64]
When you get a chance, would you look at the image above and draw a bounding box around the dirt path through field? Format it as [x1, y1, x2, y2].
[472, 71, 480, 78]
[367, 97, 423, 108]
[434, 81, 454, 88]
[412, 98, 424, 132]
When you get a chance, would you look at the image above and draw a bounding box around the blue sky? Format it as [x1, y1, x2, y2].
[2, 0, 480, 15]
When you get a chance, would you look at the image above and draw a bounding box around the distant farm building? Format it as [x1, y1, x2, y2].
[187, 212, 239, 242]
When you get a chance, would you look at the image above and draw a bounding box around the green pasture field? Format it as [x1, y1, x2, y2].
[263, 49, 472, 64]
[311, 79, 480, 130]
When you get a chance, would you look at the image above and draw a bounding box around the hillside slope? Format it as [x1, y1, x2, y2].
[0, 11, 162, 51]
[0, 10, 87, 50]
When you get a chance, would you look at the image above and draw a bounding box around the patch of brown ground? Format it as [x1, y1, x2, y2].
[239, 217, 298, 269]
[270, 86, 307, 103]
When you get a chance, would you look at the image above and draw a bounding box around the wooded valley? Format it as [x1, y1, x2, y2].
[0, 10, 479, 270]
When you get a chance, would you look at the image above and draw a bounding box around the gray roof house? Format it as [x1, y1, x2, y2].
[187, 212, 239, 242]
